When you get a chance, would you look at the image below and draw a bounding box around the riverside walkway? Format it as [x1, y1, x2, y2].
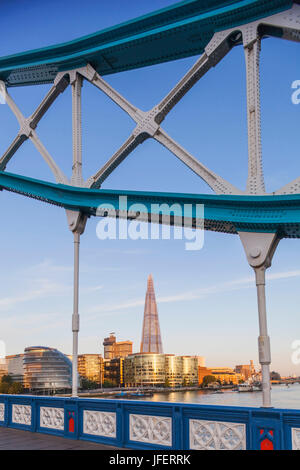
[0, 427, 120, 450]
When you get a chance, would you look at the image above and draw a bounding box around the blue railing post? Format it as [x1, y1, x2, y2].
[7, 396, 11, 427]
[173, 405, 184, 450]
[4, 396, 9, 427]
[116, 402, 125, 448]
[64, 398, 79, 439]
[251, 410, 282, 450]
[31, 396, 37, 432]
[248, 410, 253, 450]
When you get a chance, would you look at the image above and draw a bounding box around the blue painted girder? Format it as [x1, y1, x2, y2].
[0, 0, 292, 87]
[1, 171, 300, 238]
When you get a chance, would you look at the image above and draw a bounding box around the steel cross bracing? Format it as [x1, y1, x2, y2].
[1, 3, 300, 402]
[1, 5, 300, 200]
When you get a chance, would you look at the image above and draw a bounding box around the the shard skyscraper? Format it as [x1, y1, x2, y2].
[140, 274, 163, 354]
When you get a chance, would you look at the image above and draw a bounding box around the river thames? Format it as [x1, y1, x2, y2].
[130, 383, 300, 409]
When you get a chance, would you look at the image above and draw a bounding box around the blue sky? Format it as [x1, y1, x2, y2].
[0, 0, 300, 375]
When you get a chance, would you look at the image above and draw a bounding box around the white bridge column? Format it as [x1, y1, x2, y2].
[239, 231, 279, 408]
[68, 72, 86, 396]
[66, 210, 87, 397]
[72, 230, 80, 397]
[254, 266, 272, 407]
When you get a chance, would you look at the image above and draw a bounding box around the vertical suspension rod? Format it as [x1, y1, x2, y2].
[71, 74, 83, 186]
[244, 34, 265, 194]
[72, 231, 80, 397]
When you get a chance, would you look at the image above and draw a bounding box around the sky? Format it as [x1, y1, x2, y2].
[0, 0, 300, 376]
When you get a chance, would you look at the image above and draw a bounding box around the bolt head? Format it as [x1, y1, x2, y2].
[250, 248, 261, 258]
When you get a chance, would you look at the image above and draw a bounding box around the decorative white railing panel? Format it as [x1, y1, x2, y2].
[129, 414, 172, 447]
[189, 419, 246, 450]
[40, 407, 64, 431]
[292, 428, 300, 450]
[0, 403, 4, 421]
[12, 404, 31, 426]
[83, 410, 116, 438]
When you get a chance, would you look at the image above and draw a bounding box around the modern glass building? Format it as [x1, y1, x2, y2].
[124, 353, 199, 387]
[124, 353, 166, 387]
[104, 357, 124, 387]
[78, 354, 103, 384]
[140, 275, 163, 354]
[181, 356, 199, 385]
[6, 354, 24, 384]
[165, 355, 183, 387]
[23, 346, 72, 392]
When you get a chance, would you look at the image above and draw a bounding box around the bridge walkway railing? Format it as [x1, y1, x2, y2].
[0, 395, 300, 450]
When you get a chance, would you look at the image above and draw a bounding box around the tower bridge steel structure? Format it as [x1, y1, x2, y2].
[0, 0, 300, 405]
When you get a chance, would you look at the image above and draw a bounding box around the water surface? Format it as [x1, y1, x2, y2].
[130, 383, 300, 409]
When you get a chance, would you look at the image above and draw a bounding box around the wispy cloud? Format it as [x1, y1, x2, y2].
[82, 285, 104, 294]
[266, 270, 300, 281]
[0, 279, 71, 311]
[87, 269, 300, 317]
[88, 298, 145, 315]
[0, 257, 106, 312]
[22, 258, 73, 275]
[157, 270, 300, 304]
[1, 267, 299, 316]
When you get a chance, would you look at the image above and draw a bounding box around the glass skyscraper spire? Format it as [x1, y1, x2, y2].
[140, 274, 163, 354]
